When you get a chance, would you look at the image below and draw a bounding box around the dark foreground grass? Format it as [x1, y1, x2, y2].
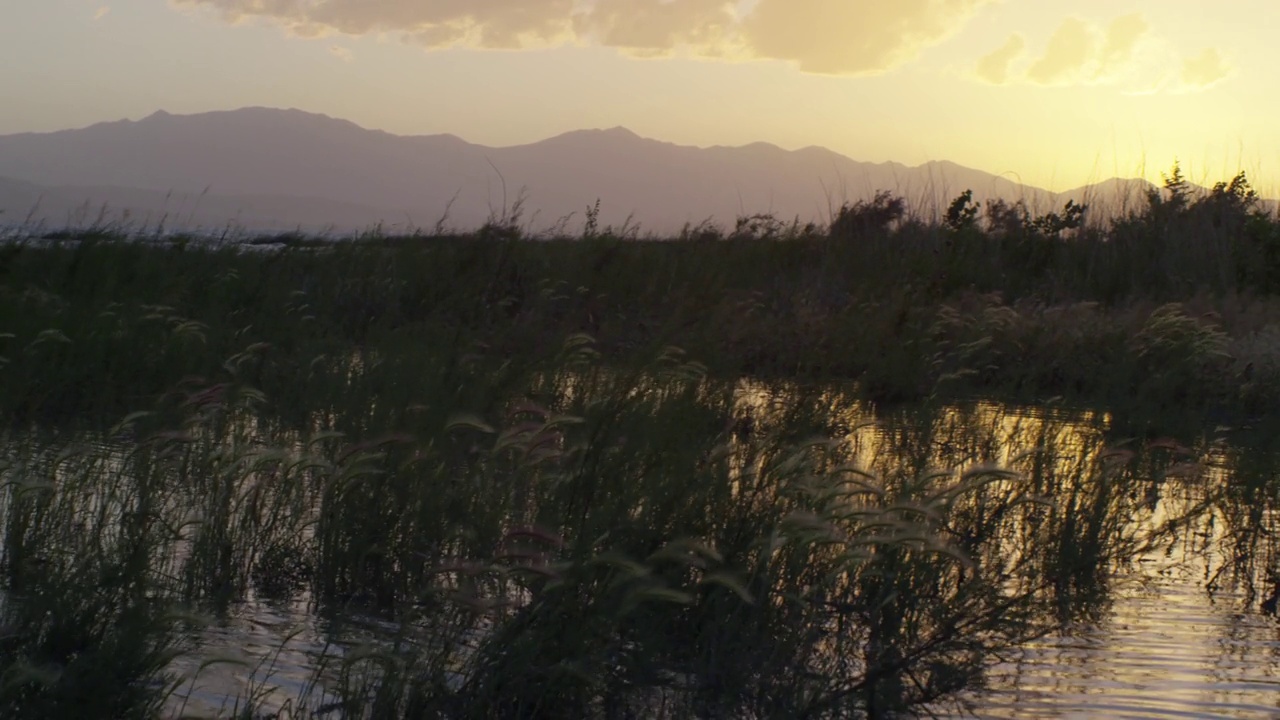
[1, 169, 1280, 717]
[2, 338, 1234, 719]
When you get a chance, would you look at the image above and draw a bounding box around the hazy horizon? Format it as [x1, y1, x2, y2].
[0, 105, 1189, 236]
[0, 104, 1171, 187]
[0, 103, 1268, 200]
[2, 2, 1277, 196]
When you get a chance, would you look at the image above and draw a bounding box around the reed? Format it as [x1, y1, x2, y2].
[0, 167, 1277, 716]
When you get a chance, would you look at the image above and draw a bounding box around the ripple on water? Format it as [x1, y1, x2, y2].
[164, 597, 345, 718]
[967, 566, 1280, 719]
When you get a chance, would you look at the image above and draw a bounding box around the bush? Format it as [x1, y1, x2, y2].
[829, 191, 906, 240]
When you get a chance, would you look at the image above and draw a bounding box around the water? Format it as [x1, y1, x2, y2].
[974, 547, 1280, 718]
[169, 536, 1280, 718]
[961, 412, 1280, 719]
[9, 390, 1280, 718]
[164, 558, 1280, 718]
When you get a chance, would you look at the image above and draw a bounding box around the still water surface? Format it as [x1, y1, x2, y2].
[173, 569, 1280, 719]
[157, 396, 1280, 719]
[9, 388, 1280, 718]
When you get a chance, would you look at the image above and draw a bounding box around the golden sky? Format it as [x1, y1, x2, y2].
[2, 0, 1273, 192]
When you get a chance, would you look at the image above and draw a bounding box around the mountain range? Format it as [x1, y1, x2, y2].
[0, 107, 1161, 236]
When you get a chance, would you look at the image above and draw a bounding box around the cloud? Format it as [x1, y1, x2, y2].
[1026, 17, 1093, 84]
[171, 0, 580, 47]
[1181, 47, 1231, 88]
[739, 0, 999, 75]
[976, 13, 1225, 93]
[1095, 12, 1147, 74]
[94, 6, 110, 20]
[577, 0, 735, 57]
[170, 0, 999, 75]
[975, 33, 1025, 84]
[329, 45, 353, 62]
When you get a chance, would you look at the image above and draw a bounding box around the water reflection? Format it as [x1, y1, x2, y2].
[7, 374, 1280, 717]
[976, 551, 1280, 718]
[165, 596, 334, 718]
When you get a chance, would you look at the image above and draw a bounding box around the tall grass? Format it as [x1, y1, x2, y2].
[1, 166, 1279, 716]
[3, 179, 1279, 428]
[0, 332, 1240, 718]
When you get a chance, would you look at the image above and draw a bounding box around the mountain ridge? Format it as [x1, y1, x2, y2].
[0, 107, 1164, 235]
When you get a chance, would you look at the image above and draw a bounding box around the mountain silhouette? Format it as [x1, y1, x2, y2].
[0, 107, 1158, 236]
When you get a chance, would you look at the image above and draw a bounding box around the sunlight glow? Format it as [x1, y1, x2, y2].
[0, 0, 1277, 192]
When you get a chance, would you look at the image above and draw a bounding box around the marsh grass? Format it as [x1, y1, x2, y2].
[1, 168, 1280, 716]
[0, 332, 1227, 719]
[0, 436, 189, 718]
[4, 166, 1280, 428]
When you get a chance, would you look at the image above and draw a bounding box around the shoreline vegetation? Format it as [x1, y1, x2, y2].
[1, 165, 1279, 717]
[3, 163, 1278, 428]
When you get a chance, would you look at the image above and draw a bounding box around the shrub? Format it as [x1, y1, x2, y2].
[829, 191, 906, 240]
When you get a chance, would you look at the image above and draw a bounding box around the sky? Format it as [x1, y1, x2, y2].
[1, 0, 1275, 193]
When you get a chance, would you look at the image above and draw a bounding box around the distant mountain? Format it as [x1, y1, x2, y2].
[0, 175, 413, 235]
[0, 107, 1161, 236]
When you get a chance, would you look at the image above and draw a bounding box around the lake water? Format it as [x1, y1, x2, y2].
[973, 541, 1280, 718]
[9, 389, 1280, 718]
[170, 569, 1280, 719]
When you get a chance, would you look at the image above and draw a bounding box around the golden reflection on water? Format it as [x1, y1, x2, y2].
[729, 381, 1280, 718]
[12, 371, 1280, 718]
[726, 382, 1117, 523]
[975, 525, 1280, 719]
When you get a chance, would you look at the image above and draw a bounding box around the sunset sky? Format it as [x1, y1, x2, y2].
[2, 1, 1273, 193]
